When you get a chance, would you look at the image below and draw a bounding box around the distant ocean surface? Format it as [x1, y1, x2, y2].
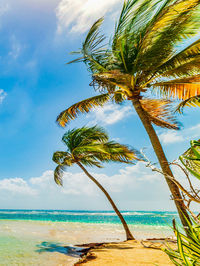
[0, 210, 178, 265]
[0, 209, 179, 225]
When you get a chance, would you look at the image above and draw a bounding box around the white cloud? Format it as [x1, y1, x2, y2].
[0, 162, 174, 210]
[88, 103, 134, 125]
[159, 131, 184, 144]
[56, 0, 121, 34]
[159, 122, 200, 145]
[0, 89, 6, 103]
[0, 177, 37, 195]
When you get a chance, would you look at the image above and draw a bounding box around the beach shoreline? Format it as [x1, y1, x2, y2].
[0, 211, 176, 265]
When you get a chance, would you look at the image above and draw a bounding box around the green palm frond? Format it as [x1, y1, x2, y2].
[157, 39, 200, 76]
[56, 93, 110, 127]
[158, 55, 200, 79]
[68, 18, 109, 73]
[140, 98, 180, 129]
[79, 156, 103, 168]
[163, 218, 200, 265]
[52, 151, 72, 165]
[176, 95, 200, 113]
[137, 0, 200, 71]
[62, 126, 109, 151]
[179, 139, 200, 180]
[54, 165, 66, 186]
[101, 141, 144, 163]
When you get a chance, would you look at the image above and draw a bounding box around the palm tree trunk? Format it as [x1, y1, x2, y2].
[76, 161, 135, 241]
[132, 98, 190, 228]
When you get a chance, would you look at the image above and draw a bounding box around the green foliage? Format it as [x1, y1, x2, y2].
[164, 140, 200, 265]
[163, 218, 200, 265]
[52, 125, 143, 185]
[179, 139, 200, 180]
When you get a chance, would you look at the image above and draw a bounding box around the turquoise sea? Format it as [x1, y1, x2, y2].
[0, 209, 180, 224]
[0, 210, 178, 265]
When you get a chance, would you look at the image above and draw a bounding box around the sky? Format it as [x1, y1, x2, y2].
[0, 0, 200, 211]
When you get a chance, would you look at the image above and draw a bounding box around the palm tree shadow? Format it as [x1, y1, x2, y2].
[35, 242, 89, 258]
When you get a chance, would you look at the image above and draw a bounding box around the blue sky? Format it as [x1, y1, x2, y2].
[0, 0, 200, 211]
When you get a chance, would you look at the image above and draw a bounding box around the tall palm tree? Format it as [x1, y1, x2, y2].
[52, 126, 143, 240]
[56, 0, 200, 227]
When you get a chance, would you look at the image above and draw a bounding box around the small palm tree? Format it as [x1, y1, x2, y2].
[56, 0, 200, 227]
[52, 126, 142, 240]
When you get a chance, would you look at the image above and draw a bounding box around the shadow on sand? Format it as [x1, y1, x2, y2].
[35, 242, 90, 258]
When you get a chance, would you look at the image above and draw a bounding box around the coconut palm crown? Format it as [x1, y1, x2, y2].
[52, 125, 141, 185]
[57, 0, 200, 128]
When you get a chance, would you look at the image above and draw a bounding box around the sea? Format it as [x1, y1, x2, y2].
[0, 210, 179, 265]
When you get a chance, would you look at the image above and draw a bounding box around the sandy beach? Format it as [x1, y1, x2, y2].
[76, 240, 175, 266]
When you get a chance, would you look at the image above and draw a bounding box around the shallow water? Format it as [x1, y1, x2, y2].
[0, 210, 177, 265]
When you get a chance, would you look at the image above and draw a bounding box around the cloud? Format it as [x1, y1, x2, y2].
[56, 0, 121, 34]
[159, 122, 200, 145]
[0, 89, 6, 103]
[159, 131, 184, 144]
[0, 177, 37, 195]
[0, 162, 176, 210]
[88, 103, 134, 125]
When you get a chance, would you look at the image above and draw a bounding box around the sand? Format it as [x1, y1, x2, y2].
[76, 240, 175, 266]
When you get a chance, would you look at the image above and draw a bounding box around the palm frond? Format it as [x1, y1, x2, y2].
[101, 141, 145, 163]
[68, 18, 110, 73]
[79, 156, 103, 168]
[152, 75, 200, 100]
[179, 139, 200, 180]
[159, 56, 200, 78]
[62, 126, 109, 151]
[137, 0, 200, 71]
[176, 95, 200, 113]
[56, 93, 110, 127]
[52, 151, 72, 165]
[113, 0, 169, 73]
[140, 98, 180, 129]
[54, 165, 65, 186]
[157, 39, 200, 75]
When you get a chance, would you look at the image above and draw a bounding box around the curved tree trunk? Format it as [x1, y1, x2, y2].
[132, 99, 190, 228]
[76, 161, 135, 240]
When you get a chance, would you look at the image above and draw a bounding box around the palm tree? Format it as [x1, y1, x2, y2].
[56, 0, 200, 227]
[52, 126, 143, 240]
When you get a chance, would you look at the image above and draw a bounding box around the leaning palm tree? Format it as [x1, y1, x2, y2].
[56, 0, 200, 227]
[52, 126, 143, 240]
